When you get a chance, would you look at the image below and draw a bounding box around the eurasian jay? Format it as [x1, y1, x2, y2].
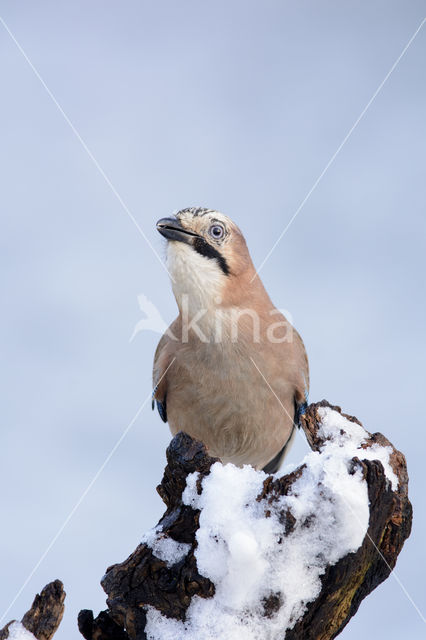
[152, 207, 309, 473]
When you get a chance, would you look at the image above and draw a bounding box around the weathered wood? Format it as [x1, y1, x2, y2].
[287, 402, 413, 639]
[101, 432, 217, 636]
[79, 400, 412, 639]
[0, 580, 65, 640]
[78, 609, 130, 640]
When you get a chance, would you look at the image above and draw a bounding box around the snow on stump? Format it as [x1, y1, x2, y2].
[79, 400, 412, 640]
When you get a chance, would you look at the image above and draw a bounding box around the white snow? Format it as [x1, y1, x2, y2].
[142, 525, 191, 567]
[144, 407, 397, 640]
[6, 622, 37, 640]
[317, 407, 398, 490]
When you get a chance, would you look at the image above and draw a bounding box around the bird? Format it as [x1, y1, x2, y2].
[152, 207, 309, 473]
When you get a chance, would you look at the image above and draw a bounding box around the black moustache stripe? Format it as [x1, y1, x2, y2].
[192, 237, 230, 276]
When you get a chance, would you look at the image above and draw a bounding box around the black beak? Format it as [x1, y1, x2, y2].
[156, 217, 199, 244]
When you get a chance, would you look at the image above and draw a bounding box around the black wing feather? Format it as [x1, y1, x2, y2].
[262, 398, 307, 474]
[156, 396, 167, 423]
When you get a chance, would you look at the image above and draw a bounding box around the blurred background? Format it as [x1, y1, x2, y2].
[1, 1, 425, 637]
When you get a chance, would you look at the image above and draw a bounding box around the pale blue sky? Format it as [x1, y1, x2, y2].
[1, 2, 425, 638]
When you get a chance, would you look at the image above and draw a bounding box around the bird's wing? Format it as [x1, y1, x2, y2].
[292, 327, 310, 415]
[262, 326, 309, 475]
[152, 319, 179, 423]
[262, 426, 296, 474]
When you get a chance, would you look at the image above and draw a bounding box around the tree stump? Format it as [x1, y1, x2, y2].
[78, 400, 412, 640]
[0, 580, 65, 640]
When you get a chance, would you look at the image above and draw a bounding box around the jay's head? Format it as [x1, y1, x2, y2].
[156, 207, 257, 308]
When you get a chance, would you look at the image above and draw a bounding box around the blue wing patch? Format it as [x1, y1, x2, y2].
[294, 373, 309, 427]
[151, 386, 157, 410]
[294, 399, 308, 428]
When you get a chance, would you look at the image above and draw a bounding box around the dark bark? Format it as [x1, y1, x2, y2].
[79, 401, 412, 640]
[0, 580, 65, 640]
[78, 610, 130, 640]
[1, 401, 411, 639]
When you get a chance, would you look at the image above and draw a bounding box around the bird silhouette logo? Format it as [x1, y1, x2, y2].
[130, 294, 176, 342]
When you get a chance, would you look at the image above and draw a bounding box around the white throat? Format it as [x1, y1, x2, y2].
[166, 242, 226, 317]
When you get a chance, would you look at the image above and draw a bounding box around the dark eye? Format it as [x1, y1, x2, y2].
[209, 224, 225, 240]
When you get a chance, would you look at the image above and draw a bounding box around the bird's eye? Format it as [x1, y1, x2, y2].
[209, 224, 225, 240]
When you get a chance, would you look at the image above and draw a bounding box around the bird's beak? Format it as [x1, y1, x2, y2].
[156, 217, 199, 244]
